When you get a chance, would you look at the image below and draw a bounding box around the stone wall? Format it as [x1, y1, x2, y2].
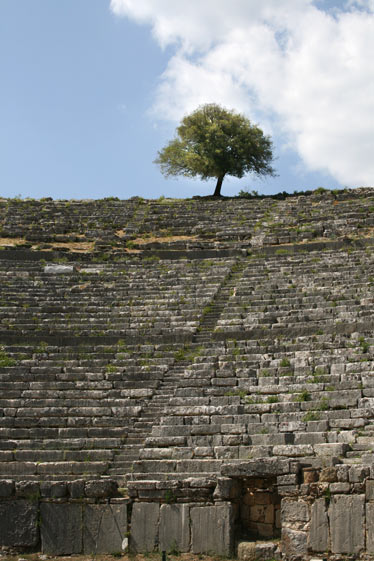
[0, 478, 128, 554]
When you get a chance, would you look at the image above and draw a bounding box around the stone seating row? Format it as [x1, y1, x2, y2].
[134, 332, 374, 479]
[0, 341, 188, 480]
[0, 258, 233, 337]
[2, 189, 374, 249]
[216, 249, 374, 331]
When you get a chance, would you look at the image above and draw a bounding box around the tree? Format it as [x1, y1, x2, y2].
[154, 103, 275, 197]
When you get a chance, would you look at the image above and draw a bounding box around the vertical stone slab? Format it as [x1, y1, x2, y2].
[309, 498, 329, 553]
[130, 502, 159, 553]
[191, 504, 233, 556]
[329, 495, 365, 554]
[0, 500, 39, 548]
[366, 502, 374, 553]
[159, 504, 190, 553]
[83, 503, 128, 554]
[40, 503, 83, 555]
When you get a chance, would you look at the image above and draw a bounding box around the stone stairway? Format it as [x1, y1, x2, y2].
[107, 358, 191, 483]
[193, 258, 248, 344]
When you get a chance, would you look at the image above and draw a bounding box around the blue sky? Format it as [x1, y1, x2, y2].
[1, 0, 373, 200]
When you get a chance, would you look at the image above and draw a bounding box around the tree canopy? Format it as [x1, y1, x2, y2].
[154, 103, 275, 196]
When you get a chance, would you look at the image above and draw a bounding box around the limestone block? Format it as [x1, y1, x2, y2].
[329, 494, 365, 554]
[320, 467, 337, 482]
[309, 498, 329, 553]
[366, 502, 374, 553]
[314, 443, 348, 456]
[281, 499, 310, 529]
[159, 504, 190, 553]
[0, 480, 14, 497]
[237, 540, 281, 561]
[191, 504, 233, 555]
[44, 264, 74, 274]
[40, 503, 83, 555]
[130, 502, 159, 553]
[281, 528, 307, 560]
[0, 500, 39, 548]
[221, 458, 290, 478]
[349, 466, 370, 483]
[83, 503, 127, 554]
[85, 479, 117, 498]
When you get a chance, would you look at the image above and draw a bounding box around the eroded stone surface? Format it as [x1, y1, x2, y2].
[191, 504, 233, 555]
[40, 503, 82, 555]
[0, 500, 38, 548]
[159, 504, 190, 553]
[329, 494, 365, 554]
[130, 502, 159, 553]
[83, 503, 128, 554]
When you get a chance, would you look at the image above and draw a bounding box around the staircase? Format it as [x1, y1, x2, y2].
[193, 258, 248, 344]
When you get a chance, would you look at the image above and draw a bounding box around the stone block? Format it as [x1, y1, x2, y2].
[85, 479, 117, 498]
[237, 540, 280, 560]
[349, 465, 370, 483]
[191, 504, 233, 555]
[281, 499, 309, 529]
[68, 479, 85, 498]
[329, 494, 365, 554]
[159, 504, 190, 553]
[281, 527, 307, 560]
[221, 458, 289, 478]
[40, 503, 83, 555]
[0, 500, 39, 548]
[83, 503, 127, 554]
[309, 498, 329, 553]
[320, 467, 337, 482]
[130, 502, 159, 553]
[0, 479, 14, 497]
[366, 502, 374, 553]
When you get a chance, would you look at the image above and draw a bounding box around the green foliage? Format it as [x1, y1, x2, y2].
[295, 390, 311, 402]
[155, 103, 275, 196]
[0, 348, 16, 367]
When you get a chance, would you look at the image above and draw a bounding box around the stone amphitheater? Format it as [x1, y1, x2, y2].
[2, 188, 374, 559]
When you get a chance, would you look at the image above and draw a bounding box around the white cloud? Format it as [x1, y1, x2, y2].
[111, 0, 374, 186]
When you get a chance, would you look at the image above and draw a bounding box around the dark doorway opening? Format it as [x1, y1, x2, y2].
[237, 476, 281, 540]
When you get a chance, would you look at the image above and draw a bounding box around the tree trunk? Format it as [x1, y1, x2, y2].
[213, 174, 225, 196]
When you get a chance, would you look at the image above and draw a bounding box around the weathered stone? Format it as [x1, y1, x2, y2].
[44, 264, 74, 274]
[130, 502, 159, 553]
[349, 466, 370, 483]
[329, 494, 365, 554]
[330, 482, 350, 493]
[366, 502, 374, 553]
[320, 467, 337, 482]
[85, 479, 117, 498]
[191, 504, 233, 555]
[309, 498, 329, 553]
[281, 528, 307, 560]
[0, 500, 39, 547]
[68, 479, 85, 498]
[15, 481, 40, 499]
[159, 504, 190, 553]
[0, 479, 14, 497]
[213, 477, 241, 500]
[221, 458, 289, 478]
[281, 499, 310, 529]
[40, 503, 83, 555]
[237, 540, 281, 561]
[83, 503, 127, 554]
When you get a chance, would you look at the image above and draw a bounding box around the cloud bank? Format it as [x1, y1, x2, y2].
[111, 0, 374, 186]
